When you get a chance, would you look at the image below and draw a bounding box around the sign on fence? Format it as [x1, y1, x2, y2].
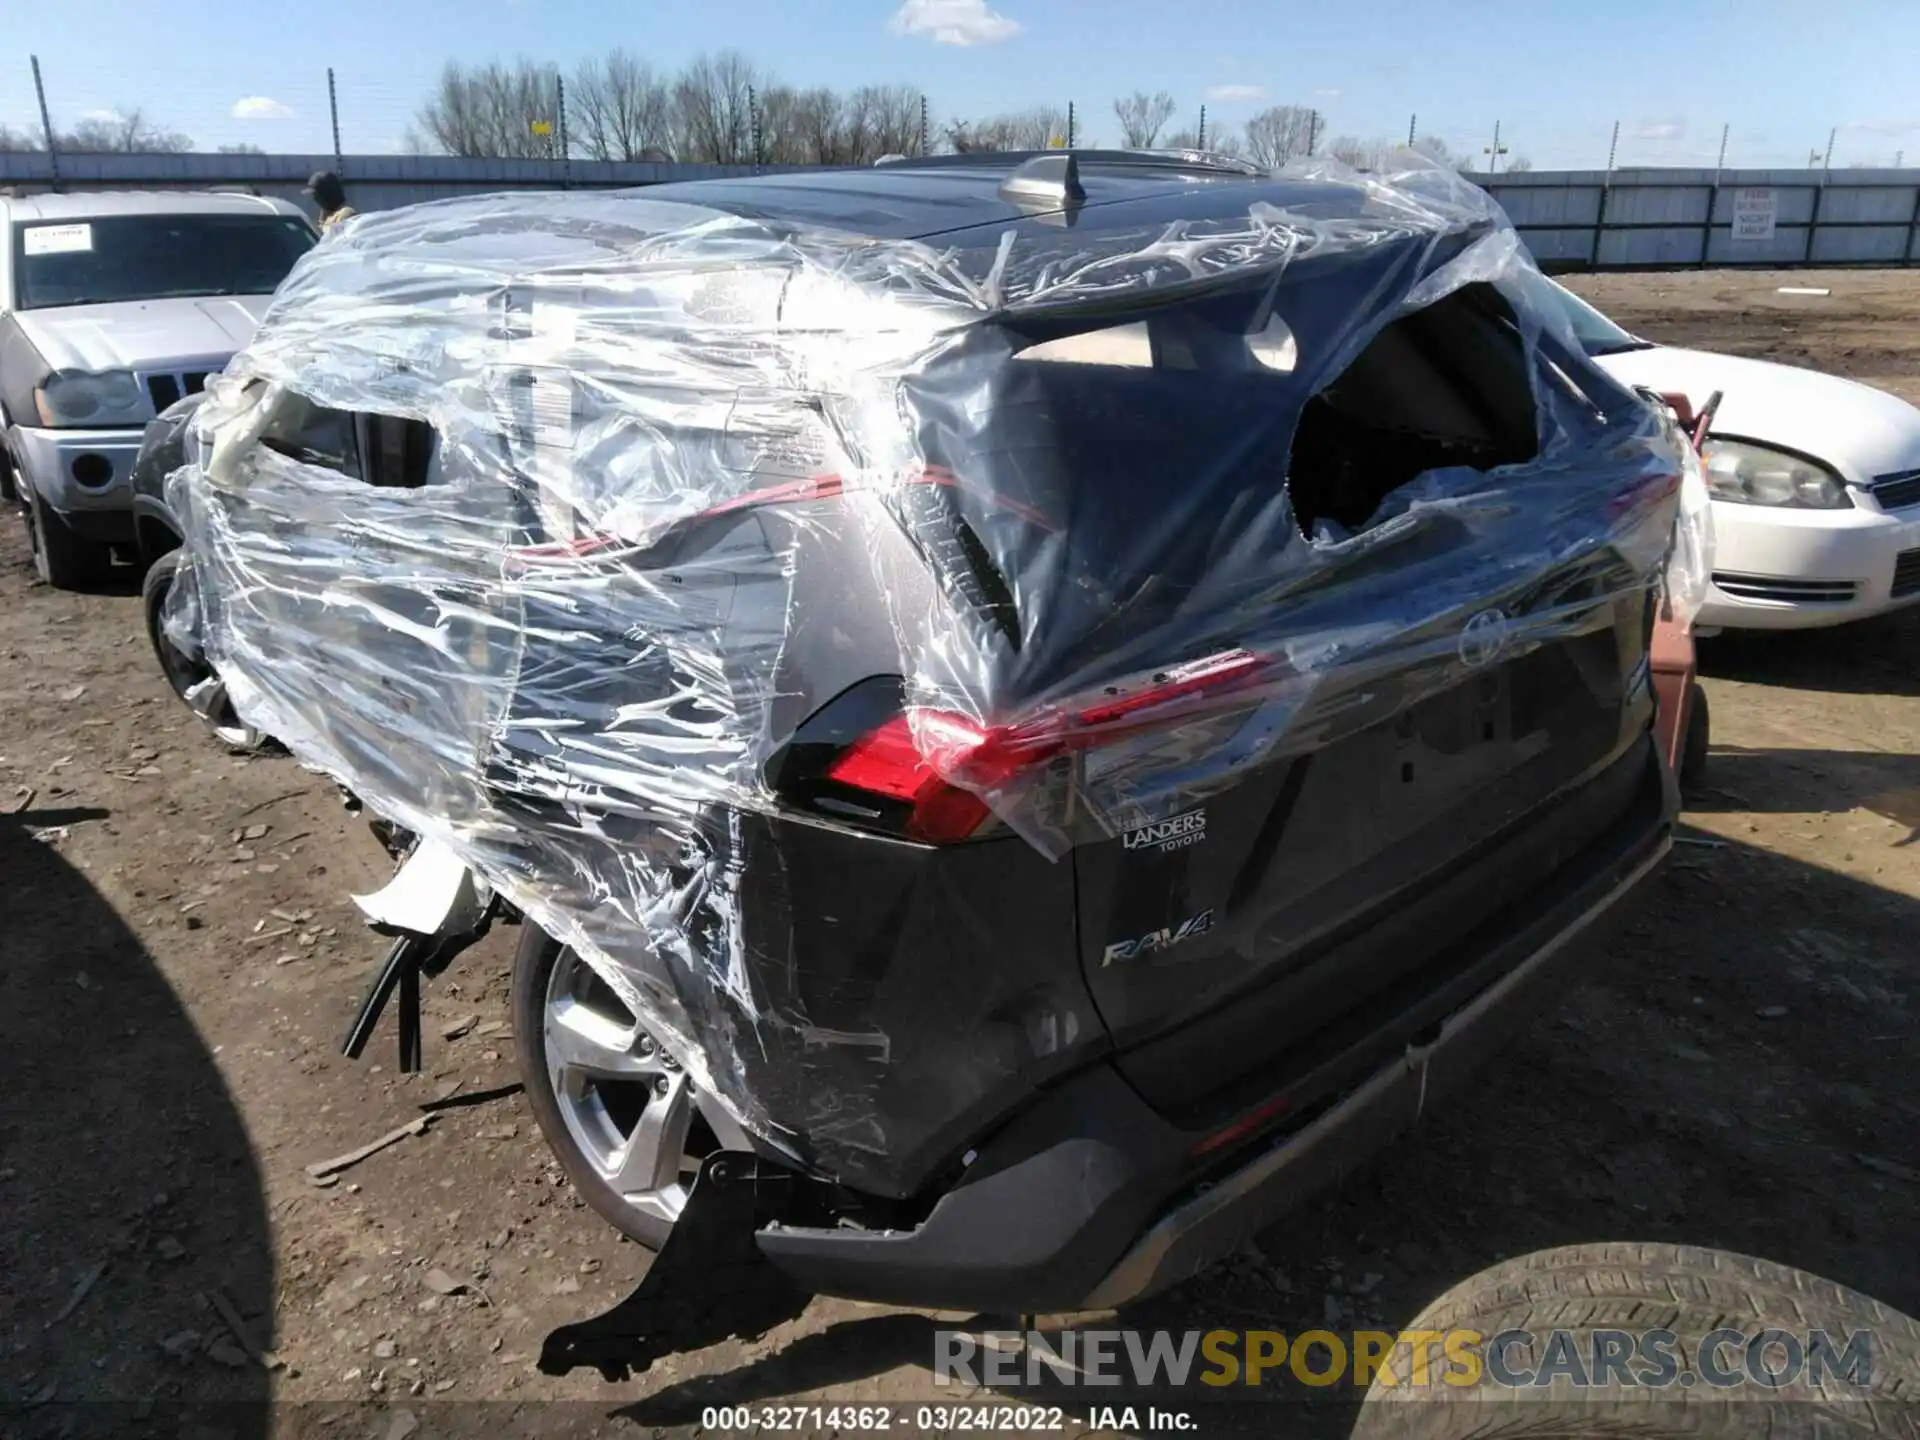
[1731, 187, 1778, 242]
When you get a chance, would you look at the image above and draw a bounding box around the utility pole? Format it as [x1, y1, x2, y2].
[31, 55, 59, 191]
[919, 93, 929, 156]
[1715, 122, 1728, 175]
[1408, 113, 1417, 148]
[1823, 125, 1836, 171]
[1307, 109, 1321, 156]
[1197, 104, 1207, 149]
[748, 84, 761, 172]
[1606, 119, 1620, 172]
[1484, 118, 1507, 175]
[557, 74, 571, 186]
[1066, 100, 1075, 149]
[327, 66, 343, 174]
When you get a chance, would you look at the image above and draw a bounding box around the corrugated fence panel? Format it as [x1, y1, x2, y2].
[4, 152, 1919, 270]
[1483, 167, 1920, 269]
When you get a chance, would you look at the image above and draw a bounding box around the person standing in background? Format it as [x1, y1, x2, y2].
[304, 171, 356, 235]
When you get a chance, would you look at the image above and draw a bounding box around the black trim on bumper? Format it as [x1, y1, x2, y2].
[60, 507, 137, 544]
[757, 740, 1673, 1313]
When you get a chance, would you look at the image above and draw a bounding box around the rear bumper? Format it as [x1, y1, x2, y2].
[758, 740, 1673, 1313]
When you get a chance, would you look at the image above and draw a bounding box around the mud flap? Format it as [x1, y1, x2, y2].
[538, 1152, 832, 1381]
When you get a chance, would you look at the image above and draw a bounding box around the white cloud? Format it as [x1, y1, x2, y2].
[1634, 119, 1685, 141]
[232, 96, 295, 121]
[888, 0, 1021, 46]
[1313, 88, 1342, 100]
[1205, 84, 1267, 104]
[1845, 118, 1920, 136]
[80, 108, 124, 124]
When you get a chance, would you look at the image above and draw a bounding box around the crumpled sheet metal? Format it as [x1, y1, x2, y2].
[167, 157, 1688, 1183]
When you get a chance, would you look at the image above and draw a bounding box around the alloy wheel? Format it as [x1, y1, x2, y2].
[541, 947, 735, 1228]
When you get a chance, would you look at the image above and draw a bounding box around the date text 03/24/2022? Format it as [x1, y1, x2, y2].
[699, 1405, 1198, 1432]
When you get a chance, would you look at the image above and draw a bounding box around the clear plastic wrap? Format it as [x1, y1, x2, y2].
[166, 156, 1687, 1185]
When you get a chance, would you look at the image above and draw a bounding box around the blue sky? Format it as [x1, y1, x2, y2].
[6, 0, 1919, 169]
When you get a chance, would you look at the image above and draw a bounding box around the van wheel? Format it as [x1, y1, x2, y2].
[512, 924, 748, 1251]
[24, 487, 111, 590]
[1350, 1243, 1920, 1438]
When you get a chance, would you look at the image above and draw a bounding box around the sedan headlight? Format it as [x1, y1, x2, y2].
[1701, 439, 1852, 510]
[33, 369, 144, 426]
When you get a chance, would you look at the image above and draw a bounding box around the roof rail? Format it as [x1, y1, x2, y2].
[872, 148, 1267, 179]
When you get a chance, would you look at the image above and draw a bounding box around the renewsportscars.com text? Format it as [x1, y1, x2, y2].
[934, 1326, 1875, 1391]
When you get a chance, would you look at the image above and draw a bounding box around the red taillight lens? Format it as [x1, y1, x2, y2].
[819, 649, 1272, 846]
[823, 712, 997, 844]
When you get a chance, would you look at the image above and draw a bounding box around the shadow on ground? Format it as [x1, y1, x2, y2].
[1700, 606, 1920, 698]
[0, 814, 274, 1436]
[613, 827, 1919, 1438]
[1689, 746, 1920, 843]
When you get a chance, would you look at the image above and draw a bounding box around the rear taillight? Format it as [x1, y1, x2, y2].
[811, 649, 1272, 846]
[823, 713, 996, 844]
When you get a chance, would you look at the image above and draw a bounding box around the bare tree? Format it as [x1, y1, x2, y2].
[59, 109, 193, 154]
[217, 142, 267, 155]
[571, 49, 672, 161]
[857, 85, 923, 160]
[1165, 125, 1245, 158]
[946, 107, 1065, 153]
[1242, 104, 1317, 169]
[411, 59, 562, 158]
[782, 86, 842, 163]
[1113, 90, 1176, 148]
[1328, 134, 1400, 171]
[1503, 154, 1534, 173]
[672, 50, 759, 163]
[0, 123, 44, 151]
[1410, 135, 1463, 168]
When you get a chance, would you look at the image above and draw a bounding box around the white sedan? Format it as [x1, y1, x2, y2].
[1541, 279, 1920, 631]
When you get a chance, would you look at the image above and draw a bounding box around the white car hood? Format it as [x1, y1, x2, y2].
[1593, 344, 1920, 485]
[14, 295, 271, 375]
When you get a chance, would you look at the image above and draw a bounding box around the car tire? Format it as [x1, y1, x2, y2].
[1680, 681, 1710, 791]
[512, 923, 743, 1252]
[141, 551, 264, 751]
[1349, 1243, 1920, 1439]
[24, 485, 112, 591]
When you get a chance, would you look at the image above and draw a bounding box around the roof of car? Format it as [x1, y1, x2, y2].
[2, 190, 306, 223]
[639, 151, 1391, 244]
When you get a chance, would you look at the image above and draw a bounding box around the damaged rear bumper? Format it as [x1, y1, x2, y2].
[755, 742, 1674, 1314]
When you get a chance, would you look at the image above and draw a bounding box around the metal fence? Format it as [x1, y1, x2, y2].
[0, 149, 817, 216]
[1480, 167, 1920, 270]
[8, 150, 1920, 272]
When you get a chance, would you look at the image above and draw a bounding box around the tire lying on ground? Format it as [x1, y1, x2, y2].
[1349, 1242, 1920, 1439]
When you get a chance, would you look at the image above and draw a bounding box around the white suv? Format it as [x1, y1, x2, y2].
[0, 190, 315, 587]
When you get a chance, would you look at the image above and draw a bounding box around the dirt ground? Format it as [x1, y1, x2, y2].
[2, 266, 1918, 1439]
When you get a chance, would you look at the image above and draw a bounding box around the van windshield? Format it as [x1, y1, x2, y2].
[15, 213, 315, 310]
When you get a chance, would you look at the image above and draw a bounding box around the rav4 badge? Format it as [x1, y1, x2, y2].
[1102, 909, 1216, 967]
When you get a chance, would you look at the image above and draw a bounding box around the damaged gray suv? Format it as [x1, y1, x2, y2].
[164, 150, 1684, 1366]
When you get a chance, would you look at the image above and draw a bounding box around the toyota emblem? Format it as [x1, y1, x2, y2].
[1458, 607, 1510, 668]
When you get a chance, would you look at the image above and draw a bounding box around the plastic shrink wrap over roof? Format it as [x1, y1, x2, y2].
[164, 156, 1694, 1185]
